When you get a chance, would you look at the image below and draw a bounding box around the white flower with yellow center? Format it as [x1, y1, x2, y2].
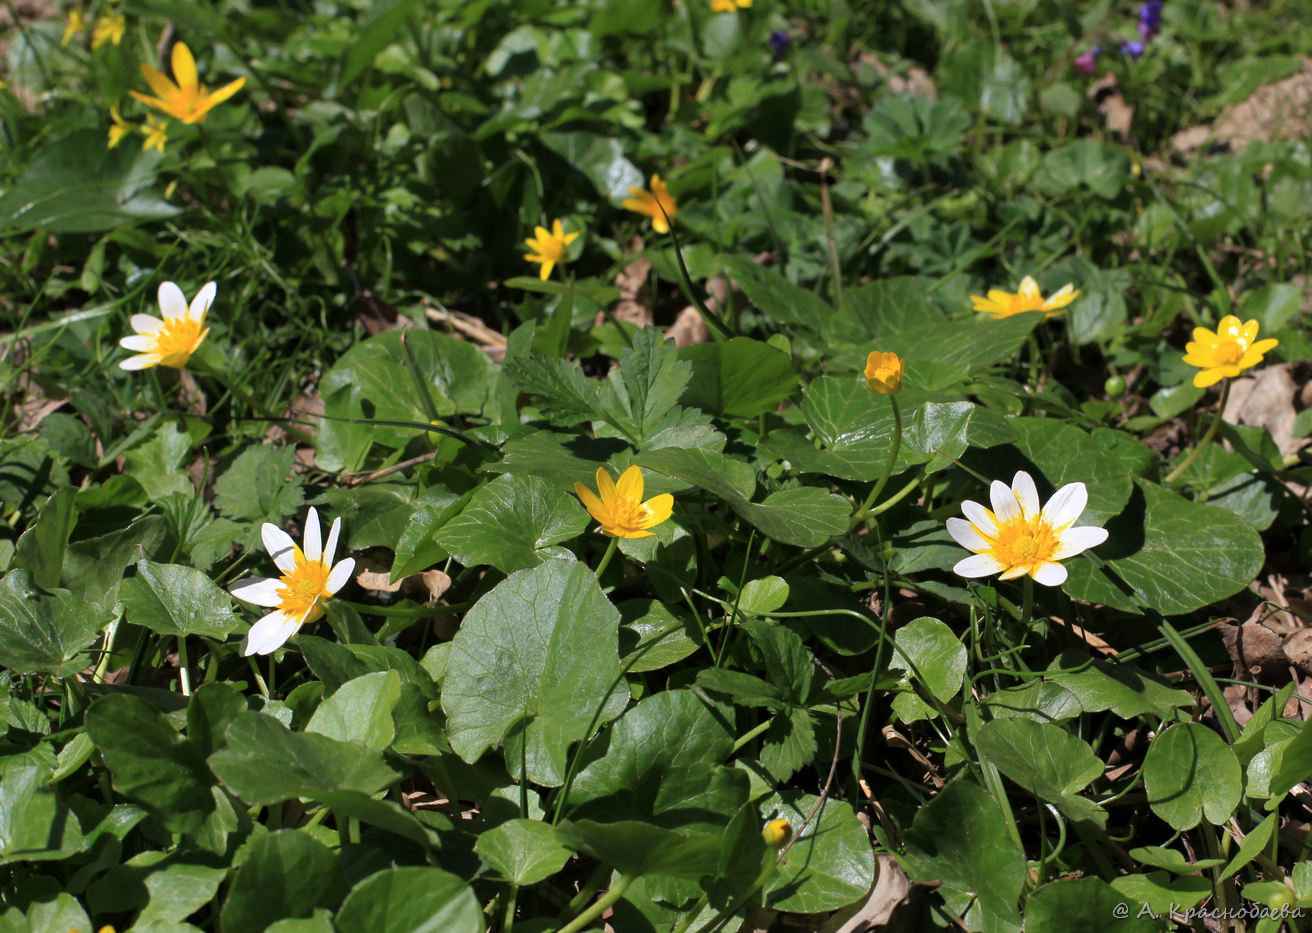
[118, 281, 214, 370]
[230, 507, 355, 656]
[946, 471, 1108, 587]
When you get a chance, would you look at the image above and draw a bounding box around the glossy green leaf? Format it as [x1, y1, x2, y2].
[442, 559, 628, 785]
[1026, 877, 1159, 932]
[720, 254, 832, 329]
[0, 569, 110, 676]
[1045, 650, 1194, 719]
[1006, 417, 1134, 525]
[305, 671, 402, 751]
[890, 617, 966, 722]
[212, 444, 304, 524]
[84, 694, 214, 834]
[679, 337, 798, 418]
[762, 792, 876, 913]
[120, 560, 241, 638]
[902, 780, 1026, 933]
[208, 712, 403, 804]
[638, 447, 849, 547]
[474, 819, 572, 885]
[220, 831, 345, 932]
[976, 718, 1106, 827]
[334, 866, 482, 933]
[1142, 723, 1242, 830]
[0, 765, 84, 864]
[12, 487, 76, 590]
[738, 576, 789, 615]
[1065, 479, 1265, 615]
[1108, 872, 1210, 916]
[433, 473, 587, 573]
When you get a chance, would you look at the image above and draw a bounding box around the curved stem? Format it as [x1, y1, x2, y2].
[557, 874, 635, 933]
[1165, 379, 1230, 484]
[848, 395, 902, 533]
[594, 536, 620, 578]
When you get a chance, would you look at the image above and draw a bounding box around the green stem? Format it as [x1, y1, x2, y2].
[847, 395, 902, 533]
[731, 718, 772, 754]
[594, 536, 620, 578]
[1158, 618, 1241, 743]
[247, 656, 270, 698]
[1165, 379, 1230, 484]
[194, 357, 314, 444]
[866, 474, 921, 518]
[1019, 576, 1033, 628]
[557, 874, 635, 933]
[501, 883, 518, 933]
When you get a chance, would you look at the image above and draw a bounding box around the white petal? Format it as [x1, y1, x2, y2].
[188, 281, 217, 322]
[119, 334, 157, 352]
[324, 557, 356, 595]
[118, 354, 160, 371]
[1042, 482, 1089, 530]
[989, 479, 1022, 523]
[303, 507, 322, 562]
[946, 517, 991, 552]
[1051, 525, 1109, 561]
[230, 577, 284, 608]
[158, 281, 188, 319]
[261, 523, 299, 573]
[130, 313, 164, 334]
[1031, 562, 1068, 587]
[322, 516, 342, 567]
[960, 500, 998, 536]
[954, 553, 1005, 578]
[243, 610, 298, 656]
[1011, 471, 1040, 519]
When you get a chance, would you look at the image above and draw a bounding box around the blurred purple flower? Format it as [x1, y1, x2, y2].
[769, 30, 790, 60]
[1073, 45, 1101, 75]
[1138, 19, 1160, 39]
[1122, 39, 1145, 60]
[1139, 1, 1164, 25]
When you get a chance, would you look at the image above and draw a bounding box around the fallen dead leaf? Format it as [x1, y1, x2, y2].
[821, 854, 914, 933]
[1089, 73, 1134, 136]
[1223, 364, 1308, 460]
[1220, 619, 1287, 680]
[1172, 60, 1312, 155]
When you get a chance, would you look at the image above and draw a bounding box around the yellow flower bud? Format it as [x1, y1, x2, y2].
[762, 818, 791, 848]
[864, 351, 904, 395]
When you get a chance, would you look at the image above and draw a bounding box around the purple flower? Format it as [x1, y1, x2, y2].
[1139, 1, 1164, 25]
[1138, 19, 1159, 39]
[1121, 39, 1145, 60]
[769, 30, 790, 60]
[1073, 45, 1101, 75]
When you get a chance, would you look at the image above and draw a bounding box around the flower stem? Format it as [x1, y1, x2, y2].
[177, 635, 191, 697]
[501, 883, 518, 933]
[1019, 576, 1034, 628]
[556, 873, 634, 933]
[1165, 379, 1230, 485]
[848, 395, 903, 533]
[594, 536, 620, 578]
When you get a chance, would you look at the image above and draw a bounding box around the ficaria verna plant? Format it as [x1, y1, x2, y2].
[3, 2, 1311, 932]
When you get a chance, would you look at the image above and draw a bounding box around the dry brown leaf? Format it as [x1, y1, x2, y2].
[821, 854, 914, 933]
[1089, 73, 1134, 135]
[1220, 620, 1287, 680]
[1172, 60, 1312, 155]
[1223, 364, 1308, 460]
[355, 292, 409, 336]
[666, 305, 710, 348]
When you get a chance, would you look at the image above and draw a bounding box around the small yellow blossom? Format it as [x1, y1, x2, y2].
[1182, 314, 1278, 388]
[524, 219, 580, 281]
[622, 174, 678, 234]
[575, 466, 674, 539]
[710, 0, 752, 9]
[62, 8, 87, 45]
[140, 114, 167, 154]
[230, 508, 356, 656]
[864, 350, 904, 394]
[970, 275, 1079, 319]
[762, 818, 791, 847]
[91, 12, 126, 50]
[947, 471, 1108, 587]
[130, 41, 246, 125]
[107, 105, 132, 149]
[118, 281, 214, 370]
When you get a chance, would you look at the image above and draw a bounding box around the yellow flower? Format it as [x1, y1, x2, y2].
[107, 105, 132, 149]
[230, 507, 357, 656]
[864, 350, 903, 394]
[524, 219, 580, 281]
[947, 470, 1108, 587]
[130, 41, 246, 125]
[91, 12, 125, 50]
[970, 275, 1079, 319]
[118, 281, 214, 370]
[62, 8, 87, 45]
[762, 818, 791, 847]
[622, 173, 678, 234]
[710, 0, 752, 9]
[140, 114, 167, 154]
[1182, 314, 1278, 388]
[575, 466, 674, 539]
